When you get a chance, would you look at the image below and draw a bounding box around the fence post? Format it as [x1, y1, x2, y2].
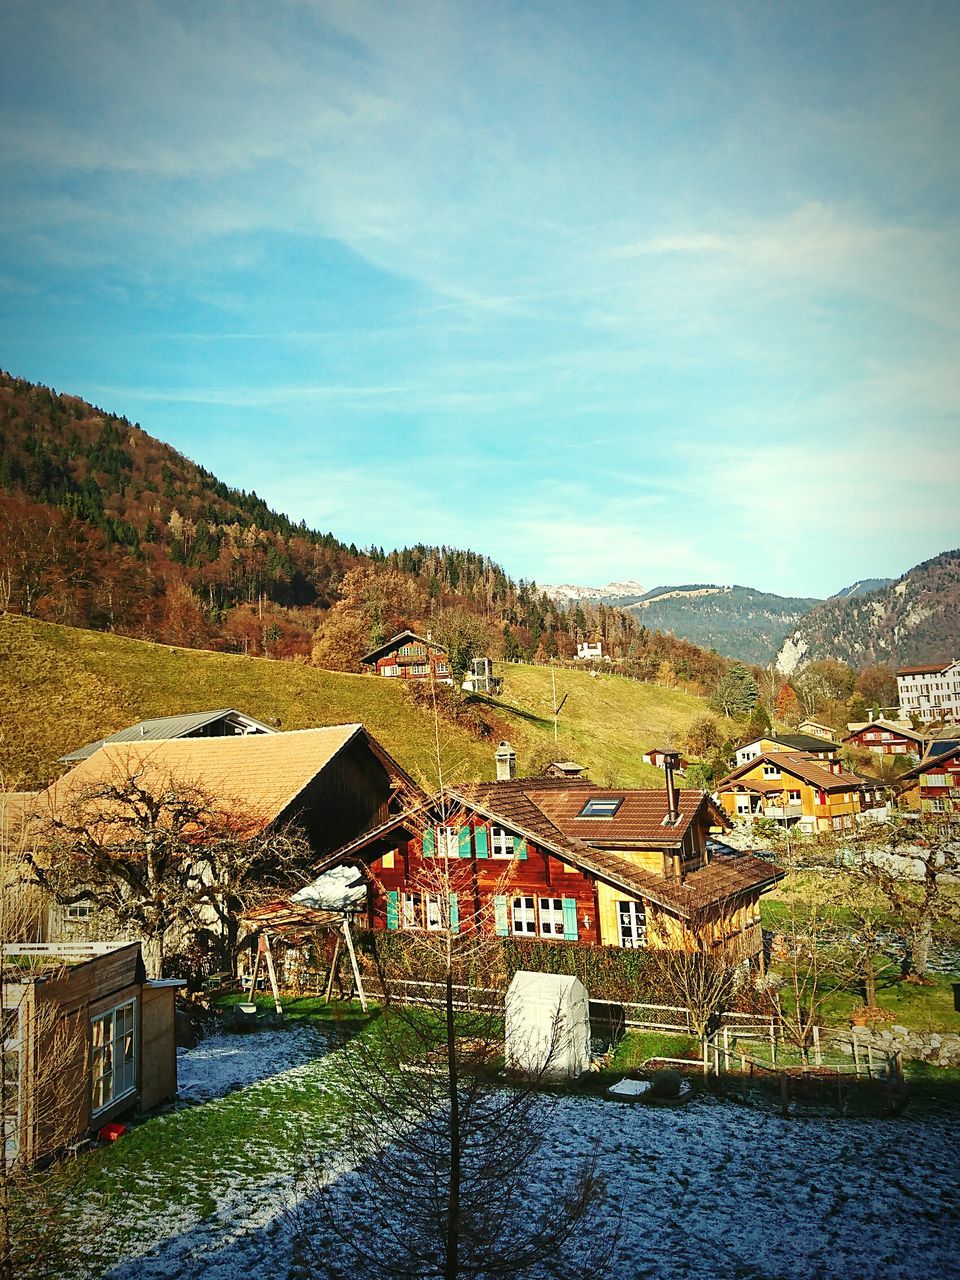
[852, 1034, 861, 1076]
[723, 1026, 730, 1068]
[866, 1041, 874, 1077]
[770, 1019, 777, 1067]
[812, 1024, 822, 1068]
[702, 1037, 709, 1080]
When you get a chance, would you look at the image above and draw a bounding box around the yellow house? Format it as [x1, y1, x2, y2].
[717, 752, 866, 834]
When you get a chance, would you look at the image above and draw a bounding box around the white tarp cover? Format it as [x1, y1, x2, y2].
[505, 970, 590, 1080]
[291, 864, 366, 913]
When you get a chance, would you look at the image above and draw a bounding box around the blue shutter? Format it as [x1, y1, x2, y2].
[562, 898, 579, 941]
[423, 828, 435, 858]
[513, 835, 528, 860]
[386, 891, 400, 930]
[493, 895, 509, 936]
[474, 826, 489, 858]
[458, 827, 472, 858]
[449, 893, 460, 934]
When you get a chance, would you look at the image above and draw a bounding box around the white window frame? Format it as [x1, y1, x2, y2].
[490, 826, 514, 858]
[381, 664, 400, 677]
[735, 797, 752, 815]
[511, 896, 537, 936]
[762, 765, 781, 779]
[401, 892, 422, 929]
[787, 790, 802, 803]
[538, 897, 565, 938]
[91, 999, 137, 1117]
[436, 826, 459, 859]
[617, 900, 647, 949]
[63, 902, 91, 921]
[424, 893, 443, 932]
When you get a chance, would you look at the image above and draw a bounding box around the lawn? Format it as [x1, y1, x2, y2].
[19, 1010, 960, 1280]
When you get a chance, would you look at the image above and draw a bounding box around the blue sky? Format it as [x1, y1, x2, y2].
[1, 1, 958, 598]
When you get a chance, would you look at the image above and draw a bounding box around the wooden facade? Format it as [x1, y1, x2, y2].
[320, 778, 783, 962]
[899, 741, 960, 820]
[1, 942, 179, 1165]
[360, 630, 453, 683]
[717, 752, 868, 833]
[843, 720, 925, 760]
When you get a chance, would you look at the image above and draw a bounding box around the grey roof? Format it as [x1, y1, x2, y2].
[59, 709, 277, 763]
[768, 733, 841, 754]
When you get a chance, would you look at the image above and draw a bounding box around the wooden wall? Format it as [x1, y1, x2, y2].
[140, 984, 177, 1113]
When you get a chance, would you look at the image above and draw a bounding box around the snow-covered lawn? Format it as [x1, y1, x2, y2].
[38, 1027, 960, 1280]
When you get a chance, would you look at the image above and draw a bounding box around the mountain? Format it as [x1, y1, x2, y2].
[624, 584, 821, 664]
[831, 579, 893, 599]
[540, 580, 646, 606]
[775, 550, 960, 674]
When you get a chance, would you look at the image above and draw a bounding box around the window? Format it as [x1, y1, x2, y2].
[401, 892, 422, 929]
[511, 896, 537, 935]
[490, 826, 514, 858]
[91, 1000, 137, 1115]
[410, 663, 430, 676]
[425, 894, 443, 931]
[435, 662, 449, 675]
[381, 664, 399, 677]
[435, 826, 459, 859]
[932, 797, 946, 813]
[735, 797, 752, 815]
[577, 797, 624, 818]
[63, 903, 91, 921]
[618, 900, 647, 948]
[762, 765, 781, 779]
[788, 790, 802, 803]
[538, 898, 565, 938]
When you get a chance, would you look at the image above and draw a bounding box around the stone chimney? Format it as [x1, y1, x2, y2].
[495, 740, 516, 781]
[662, 750, 681, 824]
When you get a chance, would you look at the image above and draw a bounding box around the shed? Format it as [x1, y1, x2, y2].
[505, 970, 590, 1081]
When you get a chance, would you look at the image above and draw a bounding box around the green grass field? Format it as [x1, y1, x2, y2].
[1, 615, 714, 790]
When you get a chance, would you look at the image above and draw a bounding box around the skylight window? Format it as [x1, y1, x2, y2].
[578, 797, 624, 818]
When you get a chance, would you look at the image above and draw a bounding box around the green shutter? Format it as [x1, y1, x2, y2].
[562, 898, 579, 941]
[493, 895, 509, 936]
[423, 828, 435, 858]
[386, 891, 399, 930]
[458, 827, 472, 858]
[474, 826, 489, 858]
[513, 835, 528, 860]
[920, 799, 932, 813]
[449, 893, 460, 934]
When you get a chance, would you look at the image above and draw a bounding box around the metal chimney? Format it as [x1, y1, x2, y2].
[662, 751, 680, 823]
[495, 740, 516, 781]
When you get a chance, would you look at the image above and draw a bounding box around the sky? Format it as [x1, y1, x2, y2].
[1, 1, 958, 598]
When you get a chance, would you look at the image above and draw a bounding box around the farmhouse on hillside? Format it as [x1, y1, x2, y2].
[843, 718, 927, 762]
[313, 749, 783, 962]
[1, 941, 178, 1165]
[360, 629, 453, 683]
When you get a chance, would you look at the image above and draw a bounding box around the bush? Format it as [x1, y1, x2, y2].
[648, 1069, 683, 1099]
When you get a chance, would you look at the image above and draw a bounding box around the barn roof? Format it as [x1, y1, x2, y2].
[38, 725, 400, 832]
[59, 708, 277, 763]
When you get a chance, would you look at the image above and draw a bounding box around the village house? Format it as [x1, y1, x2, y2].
[575, 640, 606, 661]
[896, 660, 960, 724]
[733, 732, 841, 769]
[898, 737, 960, 820]
[1, 941, 178, 1165]
[717, 751, 868, 833]
[58, 707, 277, 765]
[843, 718, 927, 762]
[314, 747, 783, 963]
[360, 630, 453, 683]
[796, 718, 837, 741]
[30, 725, 422, 964]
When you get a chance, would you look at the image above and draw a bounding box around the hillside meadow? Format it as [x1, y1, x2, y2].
[0, 615, 713, 791]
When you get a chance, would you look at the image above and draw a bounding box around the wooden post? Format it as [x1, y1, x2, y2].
[342, 916, 368, 1012]
[770, 1020, 777, 1067]
[248, 946, 262, 999]
[262, 934, 283, 1016]
[852, 1034, 861, 1076]
[702, 1037, 710, 1080]
[812, 1024, 822, 1067]
[723, 1026, 730, 1069]
[323, 936, 341, 1004]
[866, 1041, 875, 1078]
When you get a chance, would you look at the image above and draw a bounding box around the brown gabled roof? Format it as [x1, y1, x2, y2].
[719, 752, 866, 795]
[35, 725, 409, 832]
[897, 663, 953, 676]
[360, 630, 448, 666]
[843, 720, 927, 746]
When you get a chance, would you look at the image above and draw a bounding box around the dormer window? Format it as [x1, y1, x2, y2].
[577, 797, 624, 818]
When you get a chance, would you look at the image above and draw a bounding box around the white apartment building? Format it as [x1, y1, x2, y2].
[896, 660, 960, 723]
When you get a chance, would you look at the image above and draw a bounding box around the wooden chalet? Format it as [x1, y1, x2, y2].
[898, 737, 960, 820]
[1, 941, 179, 1165]
[843, 719, 927, 761]
[717, 751, 868, 833]
[314, 764, 783, 963]
[734, 733, 840, 769]
[360, 630, 453, 684]
[32, 725, 423, 961]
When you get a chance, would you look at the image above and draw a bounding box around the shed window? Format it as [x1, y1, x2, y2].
[577, 798, 624, 818]
[91, 1000, 137, 1115]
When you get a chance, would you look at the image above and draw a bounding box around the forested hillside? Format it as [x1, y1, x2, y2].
[776, 550, 960, 673]
[0, 370, 732, 695]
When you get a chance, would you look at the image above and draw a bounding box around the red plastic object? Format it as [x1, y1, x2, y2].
[98, 1123, 126, 1143]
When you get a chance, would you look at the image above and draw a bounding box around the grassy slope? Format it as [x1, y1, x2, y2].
[1, 617, 711, 791]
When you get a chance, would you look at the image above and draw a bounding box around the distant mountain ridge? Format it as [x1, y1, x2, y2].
[776, 551, 960, 674]
[830, 578, 893, 599]
[540, 580, 646, 606]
